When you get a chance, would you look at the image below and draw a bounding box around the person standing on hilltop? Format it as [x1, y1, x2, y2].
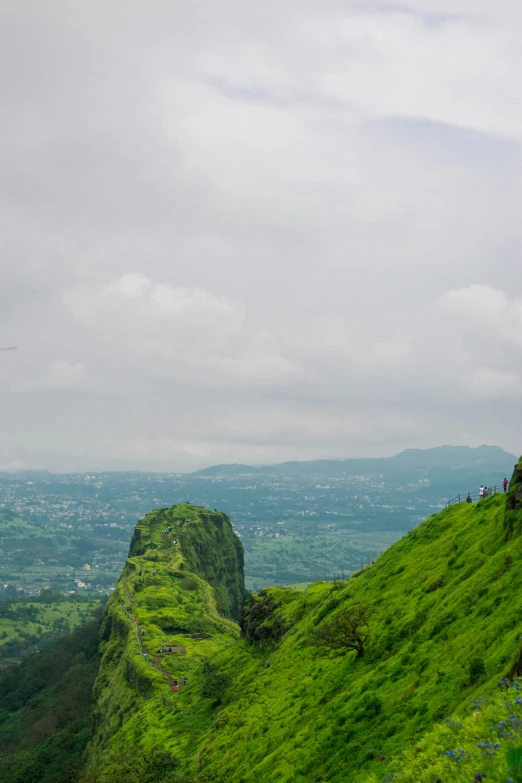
[479, 485, 485, 500]
[504, 477, 509, 493]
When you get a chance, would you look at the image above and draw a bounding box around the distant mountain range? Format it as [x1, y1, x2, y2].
[190, 444, 518, 481]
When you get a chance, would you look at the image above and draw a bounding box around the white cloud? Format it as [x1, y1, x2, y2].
[437, 285, 522, 346]
[64, 273, 244, 333]
[45, 360, 86, 388]
[460, 367, 522, 398]
[15, 360, 86, 392]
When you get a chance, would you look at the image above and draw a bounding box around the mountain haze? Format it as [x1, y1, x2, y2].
[191, 444, 517, 480]
[1, 444, 516, 597]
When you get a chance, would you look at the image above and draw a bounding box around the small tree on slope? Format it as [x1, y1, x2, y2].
[314, 604, 375, 658]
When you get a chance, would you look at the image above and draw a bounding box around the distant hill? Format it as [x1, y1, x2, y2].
[191, 444, 517, 480]
[189, 462, 255, 477]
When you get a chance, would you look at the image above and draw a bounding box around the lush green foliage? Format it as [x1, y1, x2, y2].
[201, 661, 233, 705]
[363, 681, 522, 782]
[505, 456, 522, 539]
[239, 589, 289, 649]
[83, 504, 243, 780]
[81, 472, 522, 783]
[172, 507, 245, 619]
[0, 593, 104, 662]
[0, 611, 103, 783]
[313, 603, 375, 657]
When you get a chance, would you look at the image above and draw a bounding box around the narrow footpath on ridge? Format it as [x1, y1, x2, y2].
[122, 579, 186, 692]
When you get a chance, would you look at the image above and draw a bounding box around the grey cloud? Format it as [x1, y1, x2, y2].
[350, 1, 475, 27]
[367, 117, 522, 173]
[0, 0, 521, 471]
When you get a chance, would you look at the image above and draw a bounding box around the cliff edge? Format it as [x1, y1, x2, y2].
[83, 462, 522, 783]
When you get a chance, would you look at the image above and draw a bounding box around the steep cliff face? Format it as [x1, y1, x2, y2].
[505, 456, 522, 538]
[83, 504, 243, 781]
[128, 504, 245, 620]
[173, 508, 245, 620]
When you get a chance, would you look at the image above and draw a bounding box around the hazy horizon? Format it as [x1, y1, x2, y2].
[0, 443, 516, 475]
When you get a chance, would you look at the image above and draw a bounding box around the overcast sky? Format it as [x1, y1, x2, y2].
[1, 0, 521, 472]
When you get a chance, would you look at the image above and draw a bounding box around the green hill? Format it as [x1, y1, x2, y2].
[0, 612, 103, 783]
[83, 504, 244, 779]
[76, 459, 522, 783]
[0, 591, 104, 663]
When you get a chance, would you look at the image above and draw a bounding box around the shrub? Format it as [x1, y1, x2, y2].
[240, 590, 286, 650]
[469, 656, 487, 684]
[179, 576, 199, 592]
[102, 750, 181, 783]
[362, 695, 383, 718]
[426, 576, 445, 593]
[123, 658, 154, 696]
[185, 617, 213, 634]
[314, 604, 375, 658]
[201, 662, 232, 705]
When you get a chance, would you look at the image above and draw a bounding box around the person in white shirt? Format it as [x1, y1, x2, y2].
[479, 485, 485, 500]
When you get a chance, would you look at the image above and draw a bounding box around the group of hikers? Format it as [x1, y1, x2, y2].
[465, 477, 509, 503]
[172, 677, 188, 693]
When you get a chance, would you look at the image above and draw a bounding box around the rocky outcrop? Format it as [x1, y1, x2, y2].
[504, 456, 522, 538]
[83, 504, 244, 778]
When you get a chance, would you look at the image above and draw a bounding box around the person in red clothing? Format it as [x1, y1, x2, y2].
[504, 477, 509, 493]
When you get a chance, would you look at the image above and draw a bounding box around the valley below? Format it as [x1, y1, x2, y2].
[1, 444, 515, 596]
[0, 452, 521, 782]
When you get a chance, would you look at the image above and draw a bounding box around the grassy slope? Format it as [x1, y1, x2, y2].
[186, 493, 522, 783]
[85, 478, 522, 783]
[363, 683, 522, 782]
[83, 504, 243, 780]
[0, 598, 103, 648]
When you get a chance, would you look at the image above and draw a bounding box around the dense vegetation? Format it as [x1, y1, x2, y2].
[79, 461, 522, 782]
[505, 456, 522, 539]
[0, 591, 105, 662]
[0, 610, 103, 783]
[83, 504, 243, 779]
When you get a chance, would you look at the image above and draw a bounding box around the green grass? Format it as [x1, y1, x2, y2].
[83, 472, 522, 783]
[285, 582, 313, 591]
[0, 596, 104, 662]
[244, 529, 400, 591]
[81, 505, 243, 779]
[363, 683, 522, 782]
[1, 602, 78, 638]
